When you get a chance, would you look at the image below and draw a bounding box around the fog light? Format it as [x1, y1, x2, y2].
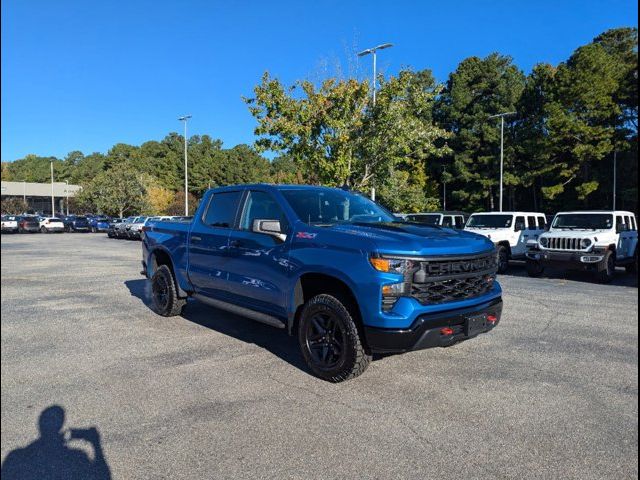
[440, 327, 454, 336]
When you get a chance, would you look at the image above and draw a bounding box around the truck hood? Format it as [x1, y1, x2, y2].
[326, 222, 495, 256]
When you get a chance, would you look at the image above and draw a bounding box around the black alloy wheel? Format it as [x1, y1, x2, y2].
[298, 294, 371, 382]
[150, 265, 186, 316]
[304, 311, 347, 371]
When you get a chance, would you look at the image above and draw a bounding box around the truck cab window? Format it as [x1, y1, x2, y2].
[241, 191, 289, 233]
[203, 191, 242, 228]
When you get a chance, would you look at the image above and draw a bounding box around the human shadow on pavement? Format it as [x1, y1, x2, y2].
[1, 405, 111, 480]
[124, 278, 309, 374]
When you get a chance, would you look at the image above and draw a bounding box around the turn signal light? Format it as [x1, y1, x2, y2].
[487, 315, 497, 324]
[440, 327, 454, 336]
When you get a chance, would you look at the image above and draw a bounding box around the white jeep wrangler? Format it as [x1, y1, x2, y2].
[525, 210, 638, 283]
[464, 211, 547, 273]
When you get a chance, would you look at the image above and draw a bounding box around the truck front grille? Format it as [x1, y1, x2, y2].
[409, 251, 497, 305]
[544, 237, 586, 251]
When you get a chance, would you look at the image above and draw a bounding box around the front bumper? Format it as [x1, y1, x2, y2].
[526, 249, 606, 271]
[364, 297, 503, 353]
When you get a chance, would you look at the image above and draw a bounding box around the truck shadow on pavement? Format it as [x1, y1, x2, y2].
[124, 279, 310, 375]
[0, 405, 111, 480]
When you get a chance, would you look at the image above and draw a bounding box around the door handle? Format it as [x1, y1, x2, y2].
[229, 239, 242, 248]
[191, 236, 202, 242]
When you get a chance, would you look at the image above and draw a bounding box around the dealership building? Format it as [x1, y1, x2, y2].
[1, 181, 82, 215]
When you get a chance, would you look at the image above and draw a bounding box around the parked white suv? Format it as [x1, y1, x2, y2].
[38, 217, 65, 233]
[464, 211, 547, 273]
[525, 210, 638, 283]
[402, 211, 468, 229]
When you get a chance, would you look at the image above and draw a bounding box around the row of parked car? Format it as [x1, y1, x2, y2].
[107, 215, 192, 240]
[397, 209, 638, 282]
[0, 214, 113, 233]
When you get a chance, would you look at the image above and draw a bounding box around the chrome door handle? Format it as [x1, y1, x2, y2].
[191, 236, 202, 242]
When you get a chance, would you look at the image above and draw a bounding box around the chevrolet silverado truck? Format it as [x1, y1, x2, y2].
[141, 185, 503, 382]
[525, 210, 638, 283]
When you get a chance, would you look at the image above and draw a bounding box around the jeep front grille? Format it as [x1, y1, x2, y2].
[408, 252, 497, 305]
[543, 237, 587, 251]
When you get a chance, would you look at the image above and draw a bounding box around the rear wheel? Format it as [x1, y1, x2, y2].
[496, 245, 509, 274]
[151, 265, 186, 316]
[298, 294, 370, 382]
[526, 259, 544, 277]
[596, 251, 615, 283]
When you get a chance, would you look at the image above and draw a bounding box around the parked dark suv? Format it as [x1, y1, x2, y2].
[63, 215, 91, 232]
[17, 216, 40, 233]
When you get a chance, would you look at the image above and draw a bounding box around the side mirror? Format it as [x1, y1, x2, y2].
[253, 219, 286, 242]
[514, 222, 525, 232]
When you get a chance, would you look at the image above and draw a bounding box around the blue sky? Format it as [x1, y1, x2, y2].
[1, 0, 637, 161]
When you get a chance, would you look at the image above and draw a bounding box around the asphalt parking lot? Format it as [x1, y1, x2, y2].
[1, 233, 637, 479]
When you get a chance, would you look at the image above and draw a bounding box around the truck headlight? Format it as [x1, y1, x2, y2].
[581, 238, 592, 249]
[539, 237, 549, 247]
[370, 256, 416, 275]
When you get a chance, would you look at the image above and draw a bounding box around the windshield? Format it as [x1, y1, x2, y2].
[406, 214, 441, 225]
[467, 214, 513, 228]
[552, 213, 613, 230]
[281, 189, 395, 225]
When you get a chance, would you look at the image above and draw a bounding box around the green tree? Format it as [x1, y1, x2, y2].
[436, 53, 526, 211]
[76, 164, 148, 217]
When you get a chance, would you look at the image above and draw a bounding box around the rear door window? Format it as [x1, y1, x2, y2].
[454, 216, 465, 229]
[515, 216, 525, 229]
[442, 216, 454, 227]
[537, 217, 547, 229]
[527, 216, 537, 228]
[203, 191, 243, 228]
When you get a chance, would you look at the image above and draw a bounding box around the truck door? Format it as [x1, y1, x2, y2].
[225, 190, 292, 319]
[511, 215, 527, 256]
[188, 191, 243, 300]
[616, 215, 629, 259]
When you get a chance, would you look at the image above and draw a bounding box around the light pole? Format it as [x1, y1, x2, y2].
[65, 180, 69, 216]
[442, 166, 447, 211]
[488, 111, 516, 212]
[178, 115, 192, 215]
[612, 151, 617, 210]
[358, 43, 393, 199]
[50, 160, 55, 216]
[357, 43, 393, 106]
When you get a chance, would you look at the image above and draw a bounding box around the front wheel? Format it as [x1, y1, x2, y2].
[151, 265, 186, 316]
[496, 245, 509, 274]
[526, 259, 544, 277]
[626, 249, 637, 274]
[596, 251, 615, 284]
[40, 226, 48, 233]
[298, 294, 371, 382]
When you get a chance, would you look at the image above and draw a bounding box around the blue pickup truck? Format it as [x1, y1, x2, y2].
[142, 184, 502, 381]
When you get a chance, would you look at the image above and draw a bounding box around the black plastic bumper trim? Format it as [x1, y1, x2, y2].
[364, 298, 503, 353]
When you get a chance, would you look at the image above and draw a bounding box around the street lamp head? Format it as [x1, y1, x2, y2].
[178, 115, 192, 121]
[357, 43, 393, 56]
[488, 111, 517, 119]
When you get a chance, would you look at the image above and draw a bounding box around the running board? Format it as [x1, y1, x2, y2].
[192, 294, 286, 329]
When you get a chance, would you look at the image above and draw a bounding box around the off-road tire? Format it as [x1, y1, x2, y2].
[298, 294, 371, 382]
[40, 226, 48, 233]
[526, 259, 544, 277]
[626, 249, 638, 274]
[596, 250, 615, 284]
[151, 265, 186, 316]
[496, 245, 509, 274]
